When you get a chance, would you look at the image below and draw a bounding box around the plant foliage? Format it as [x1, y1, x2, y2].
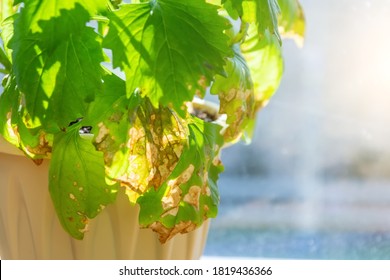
[0, 0, 304, 243]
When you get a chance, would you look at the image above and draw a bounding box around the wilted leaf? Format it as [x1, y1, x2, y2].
[137, 117, 224, 243]
[103, 0, 231, 113]
[49, 126, 118, 240]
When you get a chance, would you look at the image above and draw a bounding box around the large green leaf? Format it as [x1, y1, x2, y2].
[49, 126, 118, 240]
[103, 0, 231, 113]
[278, 0, 305, 46]
[211, 44, 255, 144]
[10, 1, 105, 131]
[137, 117, 224, 243]
[88, 73, 189, 203]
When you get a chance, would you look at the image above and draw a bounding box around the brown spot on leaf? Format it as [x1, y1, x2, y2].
[219, 87, 255, 142]
[203, 186, 211, 196]
[197, 75, 207, 89]
[212, 153, 222, 166]
[32, 159, 44, 165]
[167, 165, 194, 189]
[161, 186, 182, 211]
[78, 217, 89, 234]
[95, 122, 109, 144]
[24, 132, 52, 162]
[184, 185, 201, 210]
[149, 221, 198, 244]
[95, 99, 189, 203]
[161, 164, 195, 216]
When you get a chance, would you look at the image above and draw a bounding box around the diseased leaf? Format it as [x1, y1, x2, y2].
[137, 117, 224, 243]
[278, 0, 305, 46]
[88, 73, 189, 203]
[10, 1, 104, 131]
[211, 44, 255, 144]
[103, 0, 231, 113]
[49, 126, 118, 240]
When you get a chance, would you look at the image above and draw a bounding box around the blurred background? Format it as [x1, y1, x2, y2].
[204, 0, 390, 259]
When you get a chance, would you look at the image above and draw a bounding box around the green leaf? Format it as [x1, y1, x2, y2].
[211, 44, 255, 143]
[0, 74, 22, 147]
[10, 1, 104, 131]
[85, 71, 128, 124]
[1, 14, 14, 49]
[49, 126, 118, 240]
[242, 0, 281, 43]
[241, 24, 283, 111]
[278, 0, 305, 46]
[0, 0, 15, 24]
[88, 73, 189, 203]
[222, 0, 244, 19]
[137, 117, 224, 243]
[15, 0, 106, 32]
[0, 4, 15, 71]
[103, 0, 231, 113]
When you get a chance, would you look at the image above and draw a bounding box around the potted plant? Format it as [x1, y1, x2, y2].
[0, 0, 304, 259]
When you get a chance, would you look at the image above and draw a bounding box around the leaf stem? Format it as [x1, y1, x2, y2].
[91, 15, 109, 23]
